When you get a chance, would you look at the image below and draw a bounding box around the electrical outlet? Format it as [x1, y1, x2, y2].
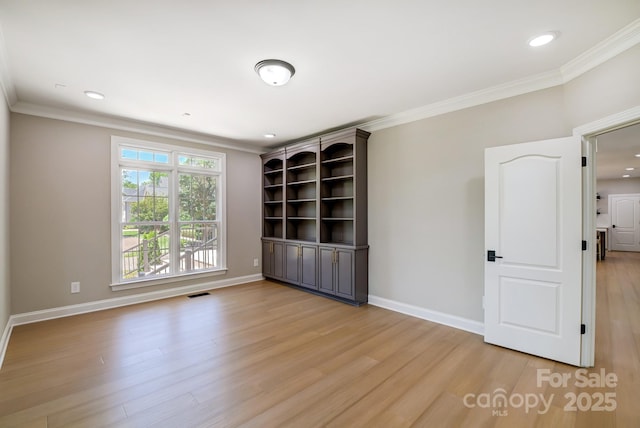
[253, 258, 259, 267]
[71, 281, 80, 294]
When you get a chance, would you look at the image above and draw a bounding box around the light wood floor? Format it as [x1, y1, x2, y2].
[0, 252, 638, 427]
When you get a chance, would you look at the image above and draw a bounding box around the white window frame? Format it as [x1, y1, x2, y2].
[110, 136, 227, 289]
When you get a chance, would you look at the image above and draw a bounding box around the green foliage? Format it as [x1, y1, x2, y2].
[131, 196, 169, 233]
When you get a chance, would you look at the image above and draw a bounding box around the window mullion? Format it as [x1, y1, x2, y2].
[169, 152, 180, 275]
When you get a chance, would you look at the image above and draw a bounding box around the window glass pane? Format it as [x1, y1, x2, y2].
[121, 148, 138, 160]
[154, 153, 169, 163]
[179, 174, 217, 221]
[178, 154, 220, 171]
[179, 223, 219, 273]
[121, 169, 141, 221]
[121, 225, 171, 279]
[120, 147, 170, 164]
[128, 170, 169, 222]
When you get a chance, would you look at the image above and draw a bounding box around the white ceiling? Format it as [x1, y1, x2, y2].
[0, 1, 639, 149]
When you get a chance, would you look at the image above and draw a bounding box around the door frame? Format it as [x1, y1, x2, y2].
[574, 105, 640, 367]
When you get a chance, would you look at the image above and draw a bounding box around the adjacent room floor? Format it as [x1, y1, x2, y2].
[0, 251, 638, 427]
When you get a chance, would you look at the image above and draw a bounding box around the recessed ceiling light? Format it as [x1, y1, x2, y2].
[264, 133, 276, 139]
[625, 167, 635, 171]
[84, 90, 105, 100]
[528, 32, 558, 47]
[255, 59, 295, 86]
[623, 174, 631, 178]
[635, 154, 640, 158]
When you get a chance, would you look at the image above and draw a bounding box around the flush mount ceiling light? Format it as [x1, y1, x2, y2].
[84, 90, 105, 100]
[255, 59, 295, 86]
[528, 32, 559, 47]
[623, 174, 631, 178]
[264, 133, 276, 139]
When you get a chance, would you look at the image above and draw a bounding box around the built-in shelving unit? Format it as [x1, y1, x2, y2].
[261, 128, 369, 305]
[262, 150, 284, 239]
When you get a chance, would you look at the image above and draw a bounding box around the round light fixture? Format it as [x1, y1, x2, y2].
[625, 167, 635, 171]
[255, 59, 295, 86]
[84, 90, 105, 100]
[635, 154, 640, 158]
[264, 133, 276, 139]
[623, 174, 631, 178]
[528, 32, 559, 47]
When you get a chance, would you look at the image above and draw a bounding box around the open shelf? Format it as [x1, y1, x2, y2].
[262, 154, 285, 239]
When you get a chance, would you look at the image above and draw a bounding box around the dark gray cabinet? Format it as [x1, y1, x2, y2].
[262, 239, 284, 280]
[261, 128, 369, 305]
[285, 243, 318, 289]
[319, 247, 368, 301]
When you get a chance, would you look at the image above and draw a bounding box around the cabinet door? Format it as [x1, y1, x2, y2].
[335, 249, 355, 299]
[262, 241, 273, 277]
[285, 243, 300, 283]
[272, 241, 284, 279]
[319, 247, 335, 294]
[262, 240, 284, 280]
[300, 245, 318, 290]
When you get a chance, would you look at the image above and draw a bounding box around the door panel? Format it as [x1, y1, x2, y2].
[273, 241, 284, 279]
[319, 247, 335, 294]
[610, 195, 640, 252]
[300, 245, 318, 289]
[501, 157, 559, 267]
[262, 241, 273, 277]
[336, 250, 354, 299]
[485, 136, 582, 366]
[285, 243, 300, 283]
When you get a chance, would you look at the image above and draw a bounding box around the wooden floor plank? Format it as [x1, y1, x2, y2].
[0, 252, 638, 427]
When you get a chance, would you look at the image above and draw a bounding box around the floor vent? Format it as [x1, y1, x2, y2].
[187, 292, 211, 299]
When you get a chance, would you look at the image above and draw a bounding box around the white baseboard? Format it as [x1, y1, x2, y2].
[0, 316, 14, 370]
[368, 294, 485, 336]
[0, 273, 263, 369]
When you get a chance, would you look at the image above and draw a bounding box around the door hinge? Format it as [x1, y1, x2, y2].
[581, 324, 586, 334]
[582, 156, 587, 167]
[582, 240, 587, 251]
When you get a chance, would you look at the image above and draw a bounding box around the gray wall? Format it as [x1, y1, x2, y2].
[368, 87, 570, 321]
[368, 45, 640, 322]
[10, 114, 261, 314]
[0, 97, 9, 335]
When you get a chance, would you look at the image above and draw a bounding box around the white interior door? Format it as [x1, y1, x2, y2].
[609, 194, 640, 252]
[485, 136, 583, 366]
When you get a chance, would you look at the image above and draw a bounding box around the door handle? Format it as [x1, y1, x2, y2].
[487, 250, 503, 262]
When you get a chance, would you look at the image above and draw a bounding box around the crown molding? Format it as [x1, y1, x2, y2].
[11, 102, 264, 154]
[361, 69, 563, 133]
[361, 18, 640, 134]
[561, 18, 640, 83]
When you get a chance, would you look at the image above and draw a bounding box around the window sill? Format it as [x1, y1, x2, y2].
[110, 268, 228, 291]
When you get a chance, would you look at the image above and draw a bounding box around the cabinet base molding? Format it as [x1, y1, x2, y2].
[264, 276, 367, 306]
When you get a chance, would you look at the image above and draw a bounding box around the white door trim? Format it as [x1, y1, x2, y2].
[573, 104, 640, 367]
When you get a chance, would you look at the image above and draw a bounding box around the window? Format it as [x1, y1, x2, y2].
[111, 137, 226, 287]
